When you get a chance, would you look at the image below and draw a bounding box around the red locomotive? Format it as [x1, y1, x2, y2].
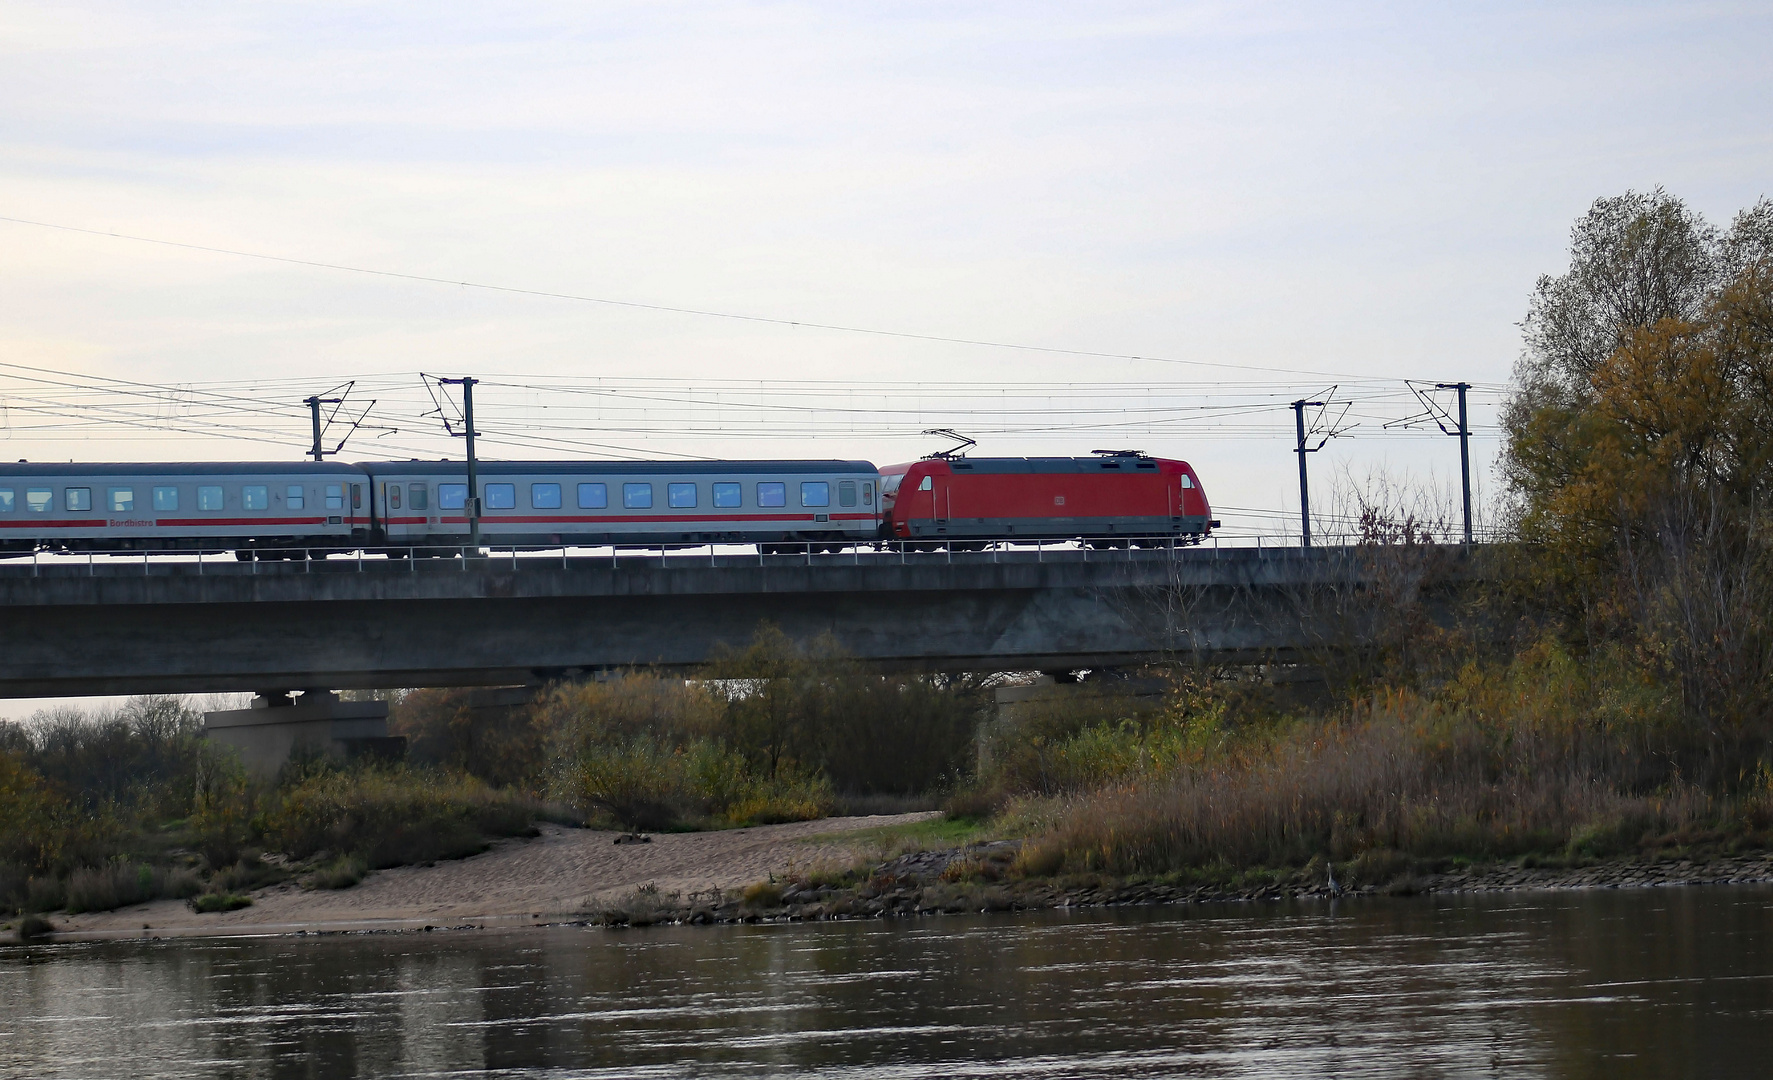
[879, 450, 1216, 546]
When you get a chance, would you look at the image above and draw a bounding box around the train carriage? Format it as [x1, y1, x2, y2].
[362, 459, 881, 549]
[0, 461, 370, 554]
[879, 451, 1215, 545]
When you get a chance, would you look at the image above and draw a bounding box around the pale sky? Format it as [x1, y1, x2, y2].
[2, 1, 1771, 715]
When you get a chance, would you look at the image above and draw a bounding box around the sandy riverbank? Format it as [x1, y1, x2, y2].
[29, 812, 938, 942]
[20, 815, 1773, 944]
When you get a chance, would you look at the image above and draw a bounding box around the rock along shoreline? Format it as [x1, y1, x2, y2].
[579, 843, 1773, 930]
[10, 840, 1773, 945]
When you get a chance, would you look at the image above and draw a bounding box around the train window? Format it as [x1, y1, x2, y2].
[287, 485, 305, 510]
[108, 488, 134, 512]
[198, 486, 224, 511]
[243, 486, 269, 511]
[0, 489, 12, 513]
[881, 475, 902, 497]
[438, 484, 467, 510]
[577, 482, 607, 509]
[623, 482, 653, 509]
[757, 482, 786, 508]
[668, 482, 697, 508]
[712, 482, 741, 508]
[325, 484, 345, 511]
[352, 485, 363, 510]
[862, 481, 874, 506]
[838, 481, 857, 507]
[800, 481, 830, 508]
[26, 488, 52, 512]
[409, 485, 428, 510]
[917, 476, 932, 492]
[531, 483, 562, 509]
[485, 483, 516, 510]
[153, 487, 178, 511]
[66, 488, 92, 512]
[1179, 475, 1195, 489]
[386, 486, 400, 510]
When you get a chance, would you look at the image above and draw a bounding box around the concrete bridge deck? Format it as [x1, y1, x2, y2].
[0, 545, 1481, 697]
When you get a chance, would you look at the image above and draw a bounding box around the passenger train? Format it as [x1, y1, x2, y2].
[0, 451, 1214, 556]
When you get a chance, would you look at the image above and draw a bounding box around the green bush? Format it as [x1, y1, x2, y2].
[304, 854, 370, 890]
[559, 735, 831, 830]
[262, 765, 539, 869]
[702, 627, 981, 795]
[981, 676, 1229, 796]
[189, 892, 252, 913]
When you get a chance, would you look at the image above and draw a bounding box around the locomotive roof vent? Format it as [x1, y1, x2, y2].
[1091, 449, 1148, 458]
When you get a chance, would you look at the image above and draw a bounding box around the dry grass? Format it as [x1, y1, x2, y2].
[1019, 642, 1773, 877]
[63, 862, 201, 914]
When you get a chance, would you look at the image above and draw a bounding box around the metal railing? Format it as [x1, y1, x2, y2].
[0, 531, 1486, 579]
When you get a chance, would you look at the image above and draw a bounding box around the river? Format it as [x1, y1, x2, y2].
[4, 885, 1771, 1078]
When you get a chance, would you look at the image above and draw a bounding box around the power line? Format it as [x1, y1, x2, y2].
[4, 213, 1401, 382]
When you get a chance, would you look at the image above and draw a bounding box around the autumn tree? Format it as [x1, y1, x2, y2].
[1501, 189, 1773, 740]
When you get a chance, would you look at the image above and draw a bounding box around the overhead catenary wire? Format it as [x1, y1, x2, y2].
[1, 365, 1508, 455]
[4, 213, 1467, 383]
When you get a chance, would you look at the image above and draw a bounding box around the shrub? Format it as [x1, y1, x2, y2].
[24, 875, 66, 914]
[978, 673, 1233, 798]
[1018, 642, 1767, 878]
[559, 735, 832, 830]
[63, 862, 202, 914]
[741, 881, 783, 908]
[722, 778, 834, 826]
[208, 858, 282, 895]
[18, 914, 53, 940]
[24, 697, 207, 818]
[189, 892, 252, 913]
[0, 749, 69, 872]
[262, 765, 538, 869]
[598, 883, 677, 926]
[191, 750, 257, 870]
[304, 854, 370, 890]
[566, 738, 694, 831]
[541, 669, 838, 829]
[702, 627, 982, 795]
[539, 675, 724, 752]
[391, 688, 551, 787]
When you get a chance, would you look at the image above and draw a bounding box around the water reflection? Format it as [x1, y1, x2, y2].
[4, 886, 1771, 1078]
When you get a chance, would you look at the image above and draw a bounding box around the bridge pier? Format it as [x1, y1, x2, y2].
[202, 691, 404, 778]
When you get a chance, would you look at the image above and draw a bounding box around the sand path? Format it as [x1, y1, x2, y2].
[54, 812, 937, 941]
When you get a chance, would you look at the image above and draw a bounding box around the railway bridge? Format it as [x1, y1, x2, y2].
[0, 543, 1491, 699]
